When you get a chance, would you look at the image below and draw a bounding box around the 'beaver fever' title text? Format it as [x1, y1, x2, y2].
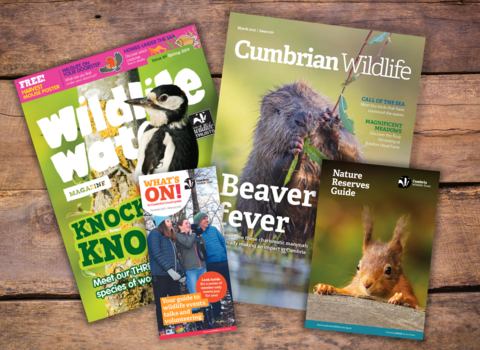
[220, 174, 316, 233]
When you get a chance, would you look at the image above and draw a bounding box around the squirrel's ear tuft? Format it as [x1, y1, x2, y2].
[390, 214, 410, 257]
[363, 206, 373, 251]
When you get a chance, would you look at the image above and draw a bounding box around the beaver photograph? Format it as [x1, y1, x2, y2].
[235, 81, 363, 244]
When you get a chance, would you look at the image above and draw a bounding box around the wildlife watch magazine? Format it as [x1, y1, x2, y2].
[139, 166, 236, 339]
[211, 13, 426, 310]
[14, 25, 218, 322]
[305, 160, 439, 340]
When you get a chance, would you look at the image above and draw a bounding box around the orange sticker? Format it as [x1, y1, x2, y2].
[196, 272, 227, 303]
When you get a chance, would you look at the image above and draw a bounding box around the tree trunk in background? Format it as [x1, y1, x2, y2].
[188, 168, 200, 214]
[77, 70, 154, 316]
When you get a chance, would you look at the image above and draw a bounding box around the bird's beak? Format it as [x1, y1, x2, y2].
[124, 97, 154, 107]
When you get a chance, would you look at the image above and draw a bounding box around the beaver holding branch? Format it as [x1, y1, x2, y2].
[236, 81, 363, 243]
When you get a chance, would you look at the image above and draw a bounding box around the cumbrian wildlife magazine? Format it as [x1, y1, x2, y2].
[14, 25, 218, 322]
[305, 160, 439, 340]
[211, 13, 425, 310]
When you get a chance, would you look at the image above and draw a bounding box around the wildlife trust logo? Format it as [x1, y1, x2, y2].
[188, 109, 215, 139]
[398, 176, 411, 188]
[184, 178, 195, 190]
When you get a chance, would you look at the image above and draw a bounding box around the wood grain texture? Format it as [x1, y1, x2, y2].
[1, 293, 480, 349]
[1, 1, 478, 348]
[2, 0, 479, 3]
[1, 74, 478, 190]
[0, 191, 77, 298]
[409, 75, 480, 179]
[1, 186, 479, 298]
[0, 1, 479, 76]
[0, 80, 21, 117]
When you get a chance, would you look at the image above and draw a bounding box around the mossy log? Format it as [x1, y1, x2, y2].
[306, 293, 425, 332]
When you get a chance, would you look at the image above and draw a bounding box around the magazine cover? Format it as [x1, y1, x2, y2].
[211, 13, 426, 309]
[305, 160, 439, 340]
[139, 166, 236, 339]
[14, 26, 218, 322]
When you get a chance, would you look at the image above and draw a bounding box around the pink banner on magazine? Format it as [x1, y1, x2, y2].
[159, 326, 237, 340]
[14, 25, 201, 103]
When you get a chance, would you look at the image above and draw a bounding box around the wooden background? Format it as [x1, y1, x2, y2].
[1, 0, 479, 349]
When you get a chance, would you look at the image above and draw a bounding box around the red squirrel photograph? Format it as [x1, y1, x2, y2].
[313, 207, 420, 309]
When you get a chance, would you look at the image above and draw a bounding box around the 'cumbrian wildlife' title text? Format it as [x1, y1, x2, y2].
[235, 40, 413, 80]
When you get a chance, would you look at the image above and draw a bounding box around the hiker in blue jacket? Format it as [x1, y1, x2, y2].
[147, 215, 185, 336]
[193, 212, 233, 326]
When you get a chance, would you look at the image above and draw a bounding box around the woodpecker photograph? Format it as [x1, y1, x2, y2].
[125, 84, 199, 185]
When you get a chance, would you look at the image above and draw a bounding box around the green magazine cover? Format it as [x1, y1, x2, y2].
[14, 25, 218, 322]
[211, 13, 425, 310]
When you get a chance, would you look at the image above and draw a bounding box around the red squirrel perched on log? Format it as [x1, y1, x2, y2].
[313, 207, 420, 309]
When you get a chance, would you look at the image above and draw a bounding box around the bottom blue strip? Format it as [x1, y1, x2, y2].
[305, 319, 423, 340]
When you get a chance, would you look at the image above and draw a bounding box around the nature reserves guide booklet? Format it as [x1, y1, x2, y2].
[14, 26, 218, 322]
[211, 13, 425, 310]
[139, 166, 236, 339]
[305, 161, 439, 340]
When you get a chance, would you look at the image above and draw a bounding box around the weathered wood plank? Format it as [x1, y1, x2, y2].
[0, 293, 479, 349]
[0, 1, 479, 76]
[1, 74, 479, 188]
[2, 0, 479, 3]
[430, 187, 480, 289]
[0, 191, 77, 298]
[409, 74, 480, 179]
[0, 80, 21, 118]
[0, 187, 479, 298]
[409, 134, 480, 182]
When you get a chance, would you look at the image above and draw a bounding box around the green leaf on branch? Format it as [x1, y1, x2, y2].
[342, 74, 360, 87]
[275, 232, 283, 242]
[304, 147, 328, 165]
[339, 96, 355, 135]
[284, 153, 299, 186]
[82, 270, 98, 278]
[341, 96, 348, 110]
[367, 32, 390, 45]
[253, 228, 263, 238]
[284, 138, 330, 184]
[304, 137, 329, 165]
